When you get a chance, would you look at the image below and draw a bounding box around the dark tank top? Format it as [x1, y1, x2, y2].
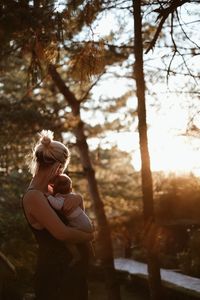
[22, 190, 89, 300]
[22, 190, 72, 262]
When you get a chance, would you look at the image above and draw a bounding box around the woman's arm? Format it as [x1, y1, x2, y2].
[23, 191, 93, 243]
[67, 208, 93, 233]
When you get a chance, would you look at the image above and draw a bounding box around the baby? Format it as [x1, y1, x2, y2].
[48, 174, 93, 265]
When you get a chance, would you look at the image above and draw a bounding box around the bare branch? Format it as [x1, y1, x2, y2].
[166, 12, 177, 83]
[145, 0, 189, 54]
[79, 71, 106, 102]
[145, 64, 200, 78]
[176, 9, 200, 51]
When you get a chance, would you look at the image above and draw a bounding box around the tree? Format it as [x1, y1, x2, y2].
[2, 1, 200, 298]
[133, 1, 163, 299]
[49, 64, 122, 300]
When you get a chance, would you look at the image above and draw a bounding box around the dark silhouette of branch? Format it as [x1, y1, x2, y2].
[80, 71, 106, 102]
[163, 19, 200, 28]
[145, 0, 189, 54]
[176, 9, 200, 50]
[166, 12, 177, 83]
[145, 64, 200, 78]
[68, 41, 134, 51]
[174, 10, 198, 83]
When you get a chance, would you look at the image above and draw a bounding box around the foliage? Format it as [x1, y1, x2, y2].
[148, 173, 200, 275]
[0, 90, 64, 172]
[0, 0, 111, 85]
[176, 228, 200, 278]
[154, 173, 200, 221]
[0, 169, 36, 295]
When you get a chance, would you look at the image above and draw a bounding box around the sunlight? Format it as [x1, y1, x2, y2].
[149, 135, 200, 175]
[88, 86, 200, 176]
[92, 12, 119, 36]
[88, 127, 200, 177]
[129, 131, 200, 176]
[103, 100, 200, 176]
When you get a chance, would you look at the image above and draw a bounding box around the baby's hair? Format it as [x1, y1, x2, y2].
[53, 174, 72, 195]
[29, 130, 70, 175]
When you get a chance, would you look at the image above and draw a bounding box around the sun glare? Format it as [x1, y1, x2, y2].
[128, 131, 200, 176]
[149, 135, 200, 175]
[87, 87, 200, 176]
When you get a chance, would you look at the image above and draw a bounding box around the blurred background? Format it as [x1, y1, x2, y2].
[0, 1, 200, 299]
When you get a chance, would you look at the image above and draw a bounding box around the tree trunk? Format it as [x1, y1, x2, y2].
[133, 1, 163, 300]
[49, 64, 121, 300]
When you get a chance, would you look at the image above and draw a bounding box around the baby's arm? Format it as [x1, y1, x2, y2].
[47, 195, 64, 210]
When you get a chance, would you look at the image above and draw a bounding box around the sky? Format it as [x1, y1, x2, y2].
[86, 4, 200, 176]
[56, 1, 200, 176]
[87, 74, 200, 176]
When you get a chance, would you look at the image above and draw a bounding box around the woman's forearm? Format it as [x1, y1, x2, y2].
[59, 226, 94, 243]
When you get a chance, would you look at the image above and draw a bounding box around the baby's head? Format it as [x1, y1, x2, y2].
[53, 174, 72, 195]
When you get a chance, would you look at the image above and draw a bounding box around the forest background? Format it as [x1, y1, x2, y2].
[1, 1, 200, 300]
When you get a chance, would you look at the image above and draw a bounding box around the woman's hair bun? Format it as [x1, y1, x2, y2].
[29, 129, 70, 175]
[39, 130, 54, 147]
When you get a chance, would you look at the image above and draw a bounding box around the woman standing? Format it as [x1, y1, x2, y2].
[22, 130, 93, 300]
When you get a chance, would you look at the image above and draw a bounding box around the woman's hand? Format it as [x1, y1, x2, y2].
[82, 231, 95, 242]
[63, 228, 95, 244]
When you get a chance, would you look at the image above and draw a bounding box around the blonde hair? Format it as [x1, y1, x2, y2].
[29, 130, 70, 175]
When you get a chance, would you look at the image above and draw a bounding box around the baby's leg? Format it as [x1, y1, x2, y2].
[65, 244, 81, 266]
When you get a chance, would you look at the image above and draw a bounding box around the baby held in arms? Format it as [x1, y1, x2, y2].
[48, 174, 93, 266]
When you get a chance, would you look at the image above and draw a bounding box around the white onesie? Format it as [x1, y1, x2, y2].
[48, 193, 93, 233]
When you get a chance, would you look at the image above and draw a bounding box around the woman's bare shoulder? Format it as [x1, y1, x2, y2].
[24, 189, 44, 198]
[23, 190, 46, 206]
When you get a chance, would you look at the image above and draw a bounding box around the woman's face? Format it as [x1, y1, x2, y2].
[48, 163, 64, 194]
[48, 162, 63, 183]
[57, 164, 64, 175]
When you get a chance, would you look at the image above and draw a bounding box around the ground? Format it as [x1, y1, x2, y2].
[88, 279, 148, 300]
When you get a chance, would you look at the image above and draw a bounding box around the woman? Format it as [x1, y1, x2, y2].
[22, 130, 93, 300]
